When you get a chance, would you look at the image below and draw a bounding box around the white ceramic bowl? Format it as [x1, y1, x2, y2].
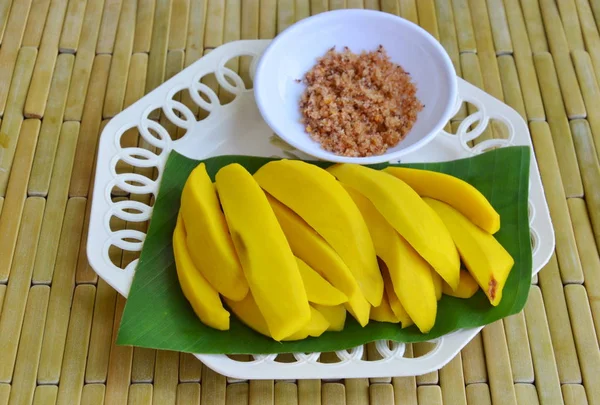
[253, 9, 458, 164]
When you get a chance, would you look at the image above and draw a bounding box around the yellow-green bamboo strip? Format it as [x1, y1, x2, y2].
[398, 0, 417, 23]
[434, 0, 460, 76]
[96, 0, 123, 53]
[162, 50, 186, 136]
[103, 0, 137, 119]
[28, 54, 74, 196]
[363, 0, 378, 10]
[205, 0, 225, 47]
[0, 0, 12, 43]
[0, 120, 40, 282]
[0, 47, 37, 195]
[202, 364, 227, 405]
[176, 384, 201, 405]
[486, 0, 512, 54]
[514, 384, 540, 405]
[296, 0, 310, 19]
[567, 198, 600, 339]
[414, 342, 439, 385]
[275, 382, 298, 405]
[249, 380, 273, 405]
[152, 350, 179, 404]
[530, 121, 584, 283]
[538, 0, 586, 118]
[345, 378, 368, 404]
[497, 55, 527, 120]
[572, 51, 600, 158]
[104, 296, 133, 405]
[0, 285, 5, 314]
[278, 0, 295, 33]
[240, 0, 258, 86]
[502, 312, 534, 383]
[224, 383, 247, 405]
[519, 0, 548, 53]
[459, 53, 493, 142]
[564, 285, 600, 405]
[465, 384, 491, 405]
[538, 254, 582, 383]
[0, 197, 44, 383]
[36, 197, 86, 384]
[417, 0, 440, 40]
[133, 0, 156, 53]
[23, 0, 69, 119]
[502, 0, 545, 121]
[63, 0, 106, 121]
[85, 279, 117, 383]
[310, 0, 327, 15]
[370, 384, 394, 404]
[417, 386, 442, 405]
[58, 0, 87, 53]
[556, 0, 585, 50]
[132, 348, 157, 383]
[81, 384, 106, 405]
[32, 386, 58, 405]
[146, 0, 172, 97]
[55, 285, 96, 405]
[451, 0, 476, 53]
[524, 286, 564, 405]
[69, 55, 111, 197]
[439, 353, 467, 405]
[330, 0, 346, 11]
[322, 383, 345, 405]
[298, 380, 320, 405]
[179, 353, 202, 383]
[32, 122, 80, 284]
[0, 386, 7, 405]
[223, 0, 240, 70]
[534, 53, 583, 197]
[461, 333, 487, 384]
[180, 0, 207, 119]
[22, 0, 51, 46]
[381, 0, 399, 14]
[169, 0, 189, 50]
[574, 0, 600, 88]
[0, 0, 34, 117]
[6, 285, 49, 405]
[482, 321, 517, 405]
[128, 384, 153, 405]
[562, 384, 589, 405]
[570, 119, 600, 252]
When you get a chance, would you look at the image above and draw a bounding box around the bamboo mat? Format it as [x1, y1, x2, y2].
[0, 0, 599, 404]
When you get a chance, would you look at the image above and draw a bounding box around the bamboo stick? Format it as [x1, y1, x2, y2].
[482, 321, 517, 405]
[466, 384, 491, 405]
[127, 384, 153, 405]
[201, 364, 227, 405]
[104, 296, 133, 405]
[249, 380, 273, 405]
[178, 383, 201, 405]
[32, 386, 58, 405]
[169, 0, 189, 50]
[440, 353, 467, 405]
[96, 0, 124, 54]
[503, 312, 534, 383]
[519, 0, 548, 53]
[133, 0, 156, 53]
[321, 383, 345, 405]
[131, 348, 156, 383]
[81, 384, 106, 405]
[205, 0, 225, 47]
[486, 0, 512, 54]
[59, 0, 87, 53]
[451, 0, 476, 53]
[298, 380, 320, 405]
[514, 384, 540, 405]
[345, 378, 368, 405]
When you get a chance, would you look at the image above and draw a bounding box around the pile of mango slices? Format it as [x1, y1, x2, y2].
[172, 160, 514, 342]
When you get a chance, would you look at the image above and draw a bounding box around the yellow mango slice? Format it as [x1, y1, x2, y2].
[443, 269, 480, 299]
[254, 160, 383, 306]
[216, 163, 311, 341]
[296, 257, 348, 305]
[343, 184, 436, 332]
[267, 194, 359, 298]
[286, 306, 330, 340]
[381, 262, 413, 328]
[370, 294, 399, 323]
[180, 163, 248, 301]
[345, 291, 371, 327]
[431, 270, 442, 301]
[312, 304, 347, 331]
[328, 164, 460, 290]
[173, 216, 230, 330]
[425, 198, 514, 306]
[384, 167, 500, 233]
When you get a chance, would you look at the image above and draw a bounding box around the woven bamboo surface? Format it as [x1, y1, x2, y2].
[0, 0, 599, 403]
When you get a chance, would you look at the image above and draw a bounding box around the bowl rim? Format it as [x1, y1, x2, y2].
[253, 9, 459, 164]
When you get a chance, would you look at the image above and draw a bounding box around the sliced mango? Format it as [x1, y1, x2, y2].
[312, 304, 347, 331]
[345, 291, 371, 327]
[296, 257, 348, 306]
[267, 194, 359, 299]
[431, 270, 442, 301]
[443, 269, 480, 299]
[384, 167, 501, 233]
[216, 163, 311, 341]
[425, 198, 514, 306]
[173, 216, 230, 330]
[328, 163, 460, 291]
[370, 294, 399, 323]
[286, 307, 330, 340]
[180, 163, 248, 301]
[381, 262, 413, 328]
[254, 160, 383, 306]
[343, 184, 436, 332]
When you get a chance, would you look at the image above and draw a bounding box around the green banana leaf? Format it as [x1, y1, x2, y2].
[117, 146, 532, 354]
